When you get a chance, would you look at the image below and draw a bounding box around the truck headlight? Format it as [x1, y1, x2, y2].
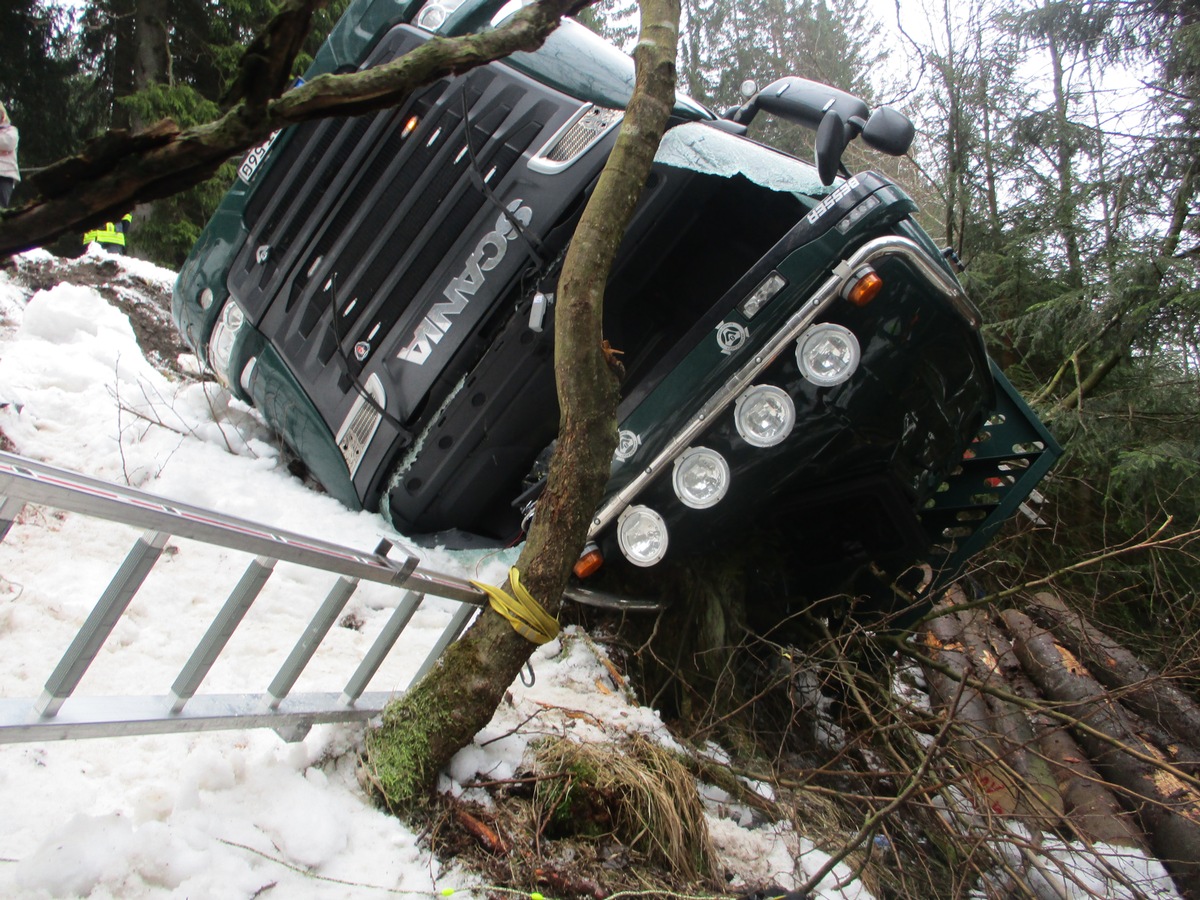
[672, 447, 730, 509]
[414, 0, 468, 30]
[796, 323, 860, 387]
[208, 299, 246, 386]
[734, 385, 795, 447]
[617, 506, 669, 567]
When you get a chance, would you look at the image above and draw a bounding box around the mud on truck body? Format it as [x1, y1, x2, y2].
[173, 0, 1059, 610]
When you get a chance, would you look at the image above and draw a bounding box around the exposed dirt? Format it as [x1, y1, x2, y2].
[6, 255, 193, 380]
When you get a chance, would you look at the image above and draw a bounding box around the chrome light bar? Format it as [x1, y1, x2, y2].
[586, 235, 978, 539]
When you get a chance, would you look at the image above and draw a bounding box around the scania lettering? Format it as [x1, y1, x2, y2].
[399, 201, 532, 365]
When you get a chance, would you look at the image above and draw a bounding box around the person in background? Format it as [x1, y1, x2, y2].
[82, 213, 133, 254]
[0, 102, 19, 208]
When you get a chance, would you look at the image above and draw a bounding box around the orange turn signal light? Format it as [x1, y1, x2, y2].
[846, 269, 884, 307]
[401, 116, 420, 139]
[573, 544, 604, 579]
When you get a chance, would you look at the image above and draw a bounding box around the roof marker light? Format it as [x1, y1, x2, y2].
[835, 193, 881, 234]
[738, 271, 787, 319]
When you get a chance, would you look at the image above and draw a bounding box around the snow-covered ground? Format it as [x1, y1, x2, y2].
[0, 248, 1183, 900]
[0, 248, 875, 898]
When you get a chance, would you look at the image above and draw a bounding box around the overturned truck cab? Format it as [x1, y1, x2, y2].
[173, 0, 1059, 608]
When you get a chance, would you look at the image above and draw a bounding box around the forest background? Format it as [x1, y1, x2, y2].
[2, 0, 1199, 685]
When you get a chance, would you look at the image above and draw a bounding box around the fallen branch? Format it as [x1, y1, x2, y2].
[0, 0, 592, 257]
[905, 521, 1200, 629]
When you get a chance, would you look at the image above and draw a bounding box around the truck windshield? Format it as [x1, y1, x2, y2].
[656, 122, 833, 198]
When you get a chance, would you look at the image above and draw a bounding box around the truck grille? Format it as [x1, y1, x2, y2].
[229, 24, 595, 433]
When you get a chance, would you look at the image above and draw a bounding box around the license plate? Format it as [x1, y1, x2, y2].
[238, 131, 279, 184]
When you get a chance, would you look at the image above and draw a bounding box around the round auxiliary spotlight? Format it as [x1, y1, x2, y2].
[416, 4, 447, 28]
[672, 447, 731, 509]
[616, 506, 669, 567]
[796, 322, 860, 387]
[734, 385, 796, 448]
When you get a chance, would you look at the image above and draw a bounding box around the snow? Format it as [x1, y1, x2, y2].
[0, 247, 1182, 899]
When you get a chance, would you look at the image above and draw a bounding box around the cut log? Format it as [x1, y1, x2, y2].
[922, 596, 1042, 821]
[1028, 591, 1200, 750]
[956, 606, 1065, 828]
[989, 614, 1148, 852]
[1004, 609, 1200, 896]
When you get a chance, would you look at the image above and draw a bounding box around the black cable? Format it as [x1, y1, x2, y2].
[459, 88, 547, 270]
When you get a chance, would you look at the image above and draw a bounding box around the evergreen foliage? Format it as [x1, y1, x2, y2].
[0, 2, 99, 195]
[896, 0, 1200, 669]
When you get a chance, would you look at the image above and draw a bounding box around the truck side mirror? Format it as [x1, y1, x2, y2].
[753, 77, 869, 131]
[815, 109, 846, 186]
[726, 77, 915, 183]
[861, 106, 915, 157]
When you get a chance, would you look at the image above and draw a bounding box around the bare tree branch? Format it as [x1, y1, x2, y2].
[0, 0, 588, 258]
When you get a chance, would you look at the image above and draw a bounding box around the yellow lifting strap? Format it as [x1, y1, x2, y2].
[470, 566, 559, 645]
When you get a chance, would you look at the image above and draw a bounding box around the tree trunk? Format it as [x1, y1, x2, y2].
[1004, 608, 1200, 896]
[109, 0, 138, 132]
[956, 605, 1064, 827]
[133, 0, 172, 96]
[364, 0, 681, 811]
[922, 598, 1063, 827]
[923, 607, 1017, 816]
[1046, 21, 1083, 291]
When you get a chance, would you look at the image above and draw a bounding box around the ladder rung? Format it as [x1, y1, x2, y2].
[341, 592, 424, 705]
[170, 556, 277, 712]
[37, 530, 170, 717]
[266, 575, 360, 709]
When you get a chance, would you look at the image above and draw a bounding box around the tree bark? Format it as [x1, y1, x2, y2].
[363, 0, 680, 811]
[0, 0, 589, 258]
[133, 0, 172, 96]
[1004, 608, 1200, 896]
[988, 609, 1148, 851]
[923, 606, 1017, 816]
[109, 0, 139, 132]
[923, 598, 1065, 828]
[1028, 591, 1200, 750]
[956, 605, 1064, 827]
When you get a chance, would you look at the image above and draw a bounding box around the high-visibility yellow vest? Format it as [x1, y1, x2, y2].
[83, 214, 132, 248]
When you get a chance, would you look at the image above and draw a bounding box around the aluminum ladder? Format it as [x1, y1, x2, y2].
[0, 451, 488, 744]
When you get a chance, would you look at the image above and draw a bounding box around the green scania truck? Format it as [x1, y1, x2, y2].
[173, 0, 1058, 603]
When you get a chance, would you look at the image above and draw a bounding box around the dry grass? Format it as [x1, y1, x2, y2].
[533, 734, 719, 885]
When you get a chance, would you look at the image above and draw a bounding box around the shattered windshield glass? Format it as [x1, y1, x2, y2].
[655, 123, 834, 197]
